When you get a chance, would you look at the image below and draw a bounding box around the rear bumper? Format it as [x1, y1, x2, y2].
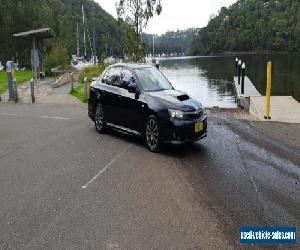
[160, 115, 208, 144]
[88, 99, 95, 121]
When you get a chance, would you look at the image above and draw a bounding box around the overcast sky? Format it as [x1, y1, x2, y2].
[95, 0, 236, 34]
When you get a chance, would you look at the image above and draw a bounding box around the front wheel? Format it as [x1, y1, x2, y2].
[94, 103, 105, 133]
[145, 115, 161, 152]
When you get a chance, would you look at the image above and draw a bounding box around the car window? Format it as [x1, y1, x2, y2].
[106, 67, 122, 87]
[121, 68, 136, 88]
[102, 68, 110, 80]
[134, 67, 173, 92]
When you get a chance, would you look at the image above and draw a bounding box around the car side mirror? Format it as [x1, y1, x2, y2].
[127, 82, 137, 93]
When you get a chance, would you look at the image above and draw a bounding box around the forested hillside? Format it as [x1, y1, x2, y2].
[144, 29, 199, 55]
[0, 0, 126, 64]
[192, 0, 300, 55]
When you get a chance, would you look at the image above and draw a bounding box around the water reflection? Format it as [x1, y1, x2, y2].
[160, 57, 237, 108]
[160, 54, 300, 108]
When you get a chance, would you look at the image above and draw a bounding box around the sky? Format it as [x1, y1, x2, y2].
[95, 0, 236, 35]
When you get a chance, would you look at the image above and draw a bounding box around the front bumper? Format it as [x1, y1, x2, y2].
[160, 115, 208, 144]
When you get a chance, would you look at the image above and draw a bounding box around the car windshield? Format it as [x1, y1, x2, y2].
[134, 67, 173, 92]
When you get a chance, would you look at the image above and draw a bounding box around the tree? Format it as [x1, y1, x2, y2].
[0, 0, 128, 66]
[116, 0, 162, 61]
[191, 0, 300, 55]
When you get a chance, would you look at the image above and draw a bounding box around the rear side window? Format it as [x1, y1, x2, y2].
[106, 67, 122, 87]
[121, 68, 136, 88]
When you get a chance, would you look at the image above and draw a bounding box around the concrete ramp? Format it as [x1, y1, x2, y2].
[250, 96, 300, 123]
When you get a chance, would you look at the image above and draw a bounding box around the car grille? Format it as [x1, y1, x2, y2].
[183, 110, 203, 120]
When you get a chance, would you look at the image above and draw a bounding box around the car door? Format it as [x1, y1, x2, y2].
[103, 66, 123, 125]
[119, 68, 145, 133]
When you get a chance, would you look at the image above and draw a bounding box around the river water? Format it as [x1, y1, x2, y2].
[159, 54, 300, 108]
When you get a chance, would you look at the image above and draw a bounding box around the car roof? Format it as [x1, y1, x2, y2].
[110, 63, 154, 70]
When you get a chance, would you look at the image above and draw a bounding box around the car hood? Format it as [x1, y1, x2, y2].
[146, 89, 202, 111]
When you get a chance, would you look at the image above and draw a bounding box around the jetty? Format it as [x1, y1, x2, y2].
[233, 75, 300, 123]
[233, 76, 261, 108]
[250, 96, 300, 123]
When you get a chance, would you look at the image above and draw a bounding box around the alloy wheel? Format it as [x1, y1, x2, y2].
[95, 104, 104, 133]
[146, 117, 160, 151]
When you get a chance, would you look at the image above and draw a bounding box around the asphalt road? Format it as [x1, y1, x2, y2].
[0, 104, 299, 249]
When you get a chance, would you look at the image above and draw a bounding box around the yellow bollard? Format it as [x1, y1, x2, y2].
[264, 61, 272, 119]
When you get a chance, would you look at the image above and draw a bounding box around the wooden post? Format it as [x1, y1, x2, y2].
[235, 57, 238, 77]
[84, 77, 88, 101]
[71, 72, 74, 92]
[264, 62, 272, 119]
[30, 78, 35, 103]
[238, 60, 242, 85]
[12, 68, 18, 102]
[241, 63, 246, 95]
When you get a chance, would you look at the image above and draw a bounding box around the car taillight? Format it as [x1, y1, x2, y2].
[89, 86, 94, 96]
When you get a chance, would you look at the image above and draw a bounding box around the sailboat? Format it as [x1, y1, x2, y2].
[71, 5, 98, 70]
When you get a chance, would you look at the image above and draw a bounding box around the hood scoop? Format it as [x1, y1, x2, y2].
[177, 94, 190, 101]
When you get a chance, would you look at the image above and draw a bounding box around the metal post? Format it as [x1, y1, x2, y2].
[241, 63, 246, 95]
[30, 78, 35, 103]
[71, 72, 74, 92]
[6, 61, 15, 100]
[264, 62, 272, 119]
[32, 37, 38, 82]
[238, 59, 242, 85]
[235, 57, 238, 76]
[13, 80, 18, 103]
[84, 77, 88, 101]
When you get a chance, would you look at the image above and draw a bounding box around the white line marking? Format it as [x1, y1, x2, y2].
[82, 145, 131, 189]
[0, 112, 18, 116]
[41, 116, 70, 120]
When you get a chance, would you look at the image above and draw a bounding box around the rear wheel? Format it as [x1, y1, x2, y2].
[145, 115, 161, 152]
[94, 103, 105, 133]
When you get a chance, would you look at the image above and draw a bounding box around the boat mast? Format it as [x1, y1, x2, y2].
[82, 5, 87, 57]
[152, 35, 155, 56]
[76, 22, 80, 57]
[93, 4, 96, 65]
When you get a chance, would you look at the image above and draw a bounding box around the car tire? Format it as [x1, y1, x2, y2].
[145, 115, 161, 152]
[94, 103, 105, 133]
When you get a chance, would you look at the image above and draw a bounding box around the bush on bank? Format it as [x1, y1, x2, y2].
[71, 63, 110, 103]
[44, 43, 70, 75]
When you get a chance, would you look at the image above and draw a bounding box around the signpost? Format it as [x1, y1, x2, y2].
[6, 61, 15, 101]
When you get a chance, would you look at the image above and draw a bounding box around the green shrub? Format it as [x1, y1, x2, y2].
[71, 63, 110, 103]
[44, 43, 69, 75]
[78, 63, 109, 84]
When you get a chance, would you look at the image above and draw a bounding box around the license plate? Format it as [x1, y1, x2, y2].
[195, 122, 203, 133]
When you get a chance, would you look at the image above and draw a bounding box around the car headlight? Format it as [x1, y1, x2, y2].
[168, 109, 184, 120]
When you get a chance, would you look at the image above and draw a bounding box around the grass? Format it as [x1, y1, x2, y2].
[0, 70, 32, 94]
[70, 83, 88, 103]
[70, 63, 109, 103]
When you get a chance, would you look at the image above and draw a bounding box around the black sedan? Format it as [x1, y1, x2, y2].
[88, 63, 207, 152]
